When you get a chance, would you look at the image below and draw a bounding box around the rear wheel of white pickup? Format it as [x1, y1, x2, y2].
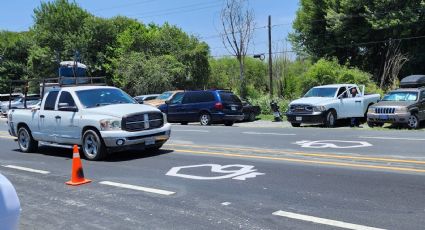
[82, 129, 106, 161]
[17, 126, 38, 153]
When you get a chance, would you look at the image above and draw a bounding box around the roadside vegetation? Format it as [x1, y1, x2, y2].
[1, 0, 424, 117]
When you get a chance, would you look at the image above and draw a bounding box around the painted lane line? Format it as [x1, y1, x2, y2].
[173, 130, 210, 133]
[2, 165, 50, 174]
[272, 210, 385, 230]
[221, 202, 231, 206]
[242, 132, 296, 136]
[359, 136, 425, 141]
[167, 143, 425, 165]
[0, 135, 16, 140]
[174, 149, 425, 173]
[99, 181, 175, 196]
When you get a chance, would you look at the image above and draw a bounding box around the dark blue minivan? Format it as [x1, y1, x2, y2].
[158, 90, 244, 126]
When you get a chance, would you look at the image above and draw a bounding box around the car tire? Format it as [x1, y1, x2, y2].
[199, 112, 212, 126]
[82, 129, 106, 161]
[407, 113, 420, 129]
[367, 122, 384, 128]
[224, 121, 234, 126]
[291, 123, 301, 127]
[324, 110, 337, 128]
[17, 126, 38, 153]
[146, 144, 164, 152]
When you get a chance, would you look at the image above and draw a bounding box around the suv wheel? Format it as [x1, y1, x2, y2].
[82, 129, 106, 161]
[224, 121, 234, 126]
[291, 123, 301, 127]
[407, 114, 419, 129]
[324, 110, 337, 128]
[367, 122, 384, 128]
[248, 112, 256, 122]
[17, 126, 38, 153]
[199, 113, 212, 126]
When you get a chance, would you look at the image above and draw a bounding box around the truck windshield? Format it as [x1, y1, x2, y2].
[382, 92, 418, 101]
[304, 87, 337, 98]
[76, 88, 136, 108]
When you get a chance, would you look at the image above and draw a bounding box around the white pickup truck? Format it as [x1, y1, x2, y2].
[7, 85, 171, 160]
[286, 84, 380, 127]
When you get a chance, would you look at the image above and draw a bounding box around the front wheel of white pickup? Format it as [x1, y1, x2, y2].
[82, 129, 106, 161]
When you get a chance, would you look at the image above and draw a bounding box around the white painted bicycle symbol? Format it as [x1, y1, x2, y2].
[294, 140, 372, 149]
[166, 164, 265, 181]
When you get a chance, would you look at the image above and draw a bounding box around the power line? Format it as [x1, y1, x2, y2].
[93, 0, 156, 12]
[210, 34, 425, 58]
[126, 1, 223, 18]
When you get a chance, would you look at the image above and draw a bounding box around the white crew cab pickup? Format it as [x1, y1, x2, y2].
[286, 84, 380, 127]
[7, 86, 171, 160]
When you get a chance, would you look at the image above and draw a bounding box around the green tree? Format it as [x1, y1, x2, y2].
[290, 0, 425, 88]
[114, 52, 185, 96]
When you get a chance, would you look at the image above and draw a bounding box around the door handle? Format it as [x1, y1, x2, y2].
[55, 116, 61, 119]
[40, 115, 45, 118]
[355, 100, 361, 103]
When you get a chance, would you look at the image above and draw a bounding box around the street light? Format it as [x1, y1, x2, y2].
[253, 53, 265, 61]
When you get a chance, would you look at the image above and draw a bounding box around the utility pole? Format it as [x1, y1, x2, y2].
[268, 15, 273, 99]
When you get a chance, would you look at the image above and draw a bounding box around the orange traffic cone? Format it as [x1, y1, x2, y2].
[66, 145, 92, 186]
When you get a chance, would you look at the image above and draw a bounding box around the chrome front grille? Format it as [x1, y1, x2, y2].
[290, 104, 313, 114]
[374, 107, 395, 114]
[122, 112, 164, 132]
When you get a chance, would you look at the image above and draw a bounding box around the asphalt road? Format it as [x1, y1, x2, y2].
[0, 118, 424, 230]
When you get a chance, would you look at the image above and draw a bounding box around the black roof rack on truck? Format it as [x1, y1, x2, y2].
[8, 76, 106, 110]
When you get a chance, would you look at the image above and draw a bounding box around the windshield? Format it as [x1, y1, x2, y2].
[158, 92, 173, 100]
[76, 88, 136, 108]
[382, 92, 418, 101]
[304, 87, 338, 98]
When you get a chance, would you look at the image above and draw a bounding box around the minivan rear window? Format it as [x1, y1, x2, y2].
[219, 93, 241, 103]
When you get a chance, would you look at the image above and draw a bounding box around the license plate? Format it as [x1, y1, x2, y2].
[296, 116, 302, 121]
[379, 115, 389, 120]
[231, 106, 236, 111]
[145, 137, 155, 145]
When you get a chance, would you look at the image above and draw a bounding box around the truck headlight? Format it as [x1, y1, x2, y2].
[395, 107, 408, 113]
[368, 107, 375, 113]
[162, 112, 168, 124]
[100, 119, 122, 131]
[313, 106, 326, 112]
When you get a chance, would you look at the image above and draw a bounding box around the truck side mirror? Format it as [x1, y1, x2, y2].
[58, 103, 78, 112]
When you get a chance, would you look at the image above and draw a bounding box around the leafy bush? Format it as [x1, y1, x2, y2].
[301, 58, 383, 96]
[248, 94, 290, 115]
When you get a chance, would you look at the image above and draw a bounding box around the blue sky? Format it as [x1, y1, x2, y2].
[0, 0, 299, 57]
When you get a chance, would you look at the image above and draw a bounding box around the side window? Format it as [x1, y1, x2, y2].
[199, 92, 215, 102]
[170, 92, 184, 104]
[337, 87, 347, 98]
[182, 92, 198, 104]
[58, 91, 76, 107]
[44, 91, 59, 111]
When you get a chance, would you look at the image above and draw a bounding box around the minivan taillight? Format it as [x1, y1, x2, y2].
[214, 102, 223, 110]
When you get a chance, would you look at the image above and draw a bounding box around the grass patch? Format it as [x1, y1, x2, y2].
[258, 114, 287, 121]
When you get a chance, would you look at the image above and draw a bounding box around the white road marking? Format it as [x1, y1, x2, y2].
[221, 202, 231, 206]
[242, 132, 296, 136]
[359, 136, 425, 141]
[272, 210, 386, 230]
[2, 165, 50, 174]
[295, 140, 372, 149]
[173, 130, 210, 133]
[99, 181, 175, 196]
[166, 164, 264, 180]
